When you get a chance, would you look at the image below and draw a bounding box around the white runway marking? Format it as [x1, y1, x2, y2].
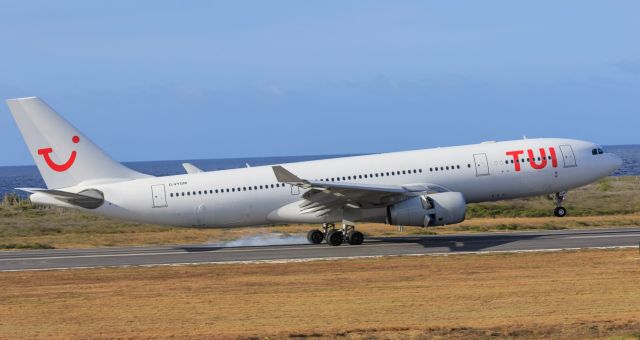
[565, 233, 640, 239]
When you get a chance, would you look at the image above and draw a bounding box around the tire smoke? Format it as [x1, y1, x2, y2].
[213, 233, 308, 247]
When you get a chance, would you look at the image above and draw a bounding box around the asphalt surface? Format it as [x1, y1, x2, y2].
[1, 228, 639, 271]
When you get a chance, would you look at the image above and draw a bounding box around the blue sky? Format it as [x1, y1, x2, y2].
[1, 1, 639, 166]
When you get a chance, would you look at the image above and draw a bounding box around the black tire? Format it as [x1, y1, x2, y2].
[554, 206, 567, 217]
[348, 231, 364, 245]
[326, 230, 344, 246]
[306, 230, 325, 244]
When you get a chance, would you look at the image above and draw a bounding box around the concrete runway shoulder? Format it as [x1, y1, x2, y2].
[1, 228, 639, 271]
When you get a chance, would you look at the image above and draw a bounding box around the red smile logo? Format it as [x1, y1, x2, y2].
[37, 135, 80, 172]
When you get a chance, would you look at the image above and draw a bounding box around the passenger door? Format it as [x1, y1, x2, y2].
[473, 153, 490, 176]
[151, 184, 168, 208]
[559, 145, 577, 168]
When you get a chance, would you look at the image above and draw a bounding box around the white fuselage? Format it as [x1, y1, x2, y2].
[37, 138, 621, 228]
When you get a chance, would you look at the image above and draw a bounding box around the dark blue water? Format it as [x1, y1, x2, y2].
[0, 155, 347, 198]
[1, 145, 639, 198]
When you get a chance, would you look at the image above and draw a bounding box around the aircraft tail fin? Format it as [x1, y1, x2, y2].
[6, 97, 150, 189]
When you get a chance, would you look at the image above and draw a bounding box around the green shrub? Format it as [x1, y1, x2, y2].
[0, 242, 55, 250]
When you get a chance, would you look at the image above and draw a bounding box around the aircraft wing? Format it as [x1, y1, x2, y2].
[272, 166, 448, 215]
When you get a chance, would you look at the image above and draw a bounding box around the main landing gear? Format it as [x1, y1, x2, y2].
[306, 223, 364, 246]
[553, 191, 568, 217]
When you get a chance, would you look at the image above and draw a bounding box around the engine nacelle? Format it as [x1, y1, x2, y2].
[386, 192, 466, 227]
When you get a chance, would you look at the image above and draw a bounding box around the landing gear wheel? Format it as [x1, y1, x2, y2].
[307, 230, 325, 244]
[326, 230, 344, 246]
[554, 206, 567, 217]
[347, 231, 364, 245]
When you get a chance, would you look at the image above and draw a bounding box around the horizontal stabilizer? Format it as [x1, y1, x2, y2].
[18, 187, 104, 209]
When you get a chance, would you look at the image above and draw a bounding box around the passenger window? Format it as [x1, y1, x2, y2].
[457, 165, 460, 169]
[429, 168, 433, 172]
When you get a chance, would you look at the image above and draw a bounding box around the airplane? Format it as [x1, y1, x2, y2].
[6, 97, 622, 246]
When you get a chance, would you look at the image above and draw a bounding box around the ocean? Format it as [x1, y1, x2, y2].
[1, 145, 639, 198]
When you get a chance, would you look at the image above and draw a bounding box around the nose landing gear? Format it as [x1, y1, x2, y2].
[553, 192, 567, 217]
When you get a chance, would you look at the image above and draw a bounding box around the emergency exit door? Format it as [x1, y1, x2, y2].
[151, 184, 168, 208]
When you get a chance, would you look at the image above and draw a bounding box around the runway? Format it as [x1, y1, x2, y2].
[1, 228, 639, 272]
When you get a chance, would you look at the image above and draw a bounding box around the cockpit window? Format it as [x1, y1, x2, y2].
[592, 146, 605, 155]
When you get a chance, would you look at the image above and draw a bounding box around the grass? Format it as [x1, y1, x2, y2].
[0, 242, 54, 250]
[0, 248, 638, 338]
[1, 176, 640, 249]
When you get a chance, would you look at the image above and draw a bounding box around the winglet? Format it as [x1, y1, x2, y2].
[182, 163, 203, 174]
[272, 166, 304, 183]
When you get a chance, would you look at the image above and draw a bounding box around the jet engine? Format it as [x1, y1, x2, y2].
[386, 192, 466, 227]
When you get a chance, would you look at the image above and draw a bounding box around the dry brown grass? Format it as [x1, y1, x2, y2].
[0, 249, 639, 339]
